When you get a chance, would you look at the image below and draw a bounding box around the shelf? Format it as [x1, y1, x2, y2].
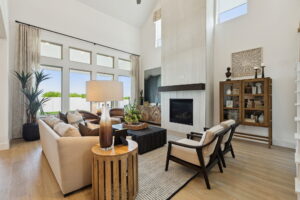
[241, 122, 269, 127]
[244, 108, 264, 111]
[244, 94, 264, 97]
[224, 94, 240, 96]
[223, 107, 239, 110]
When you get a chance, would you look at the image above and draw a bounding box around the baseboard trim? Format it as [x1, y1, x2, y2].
[273, 139, 295, 149]
[0, 142, 9, 150]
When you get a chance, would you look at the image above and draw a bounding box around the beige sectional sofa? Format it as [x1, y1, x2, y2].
[38, 119, 99, 195]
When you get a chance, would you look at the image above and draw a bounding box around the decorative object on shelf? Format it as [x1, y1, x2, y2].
[233, 88, 240, 95]
[245, 83, 252, 94]
[226, 87, 232, 95]
[124, 103, 142, 124]
[225, 67, 232, 81]
[124, 122, 148, 130]
[86, 80, 123, 150]
[258, 113, 264, 123]
[254, 67, 259, 79]
[252, 86, 257, 94]
[15, 70, 50, 141]
[261, 63, 266, 78]
[226, 100, 233, 108]
[256, 82, 263, 94]
[232, 47, 262, 78]
[139, 89, 144, 105]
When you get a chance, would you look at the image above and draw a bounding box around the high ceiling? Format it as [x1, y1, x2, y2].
[76, 0, 159, 27]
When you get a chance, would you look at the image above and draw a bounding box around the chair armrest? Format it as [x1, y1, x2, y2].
[190, 132, 204, 136]
[203, 127, 210, 131]
[168, 141, 201, 149]
[186, 133, 203, 140]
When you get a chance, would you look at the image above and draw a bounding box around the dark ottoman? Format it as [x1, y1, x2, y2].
[127, 126, 167, 154]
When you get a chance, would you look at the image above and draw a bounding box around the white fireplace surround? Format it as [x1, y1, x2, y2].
[161, 90, 206, 133]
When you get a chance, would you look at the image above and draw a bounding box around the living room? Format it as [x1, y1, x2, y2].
[0, 0, 299, 199]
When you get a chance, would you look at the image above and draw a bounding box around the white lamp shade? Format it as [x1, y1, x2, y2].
[86, 80, 123, 102]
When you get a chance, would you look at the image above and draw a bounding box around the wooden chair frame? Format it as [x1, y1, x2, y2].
[165, 127, 231, 189]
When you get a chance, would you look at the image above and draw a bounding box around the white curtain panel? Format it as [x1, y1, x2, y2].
[130, 55, 140, 104]
[11, 24, 40, 139]
[219, 0, 247, 13]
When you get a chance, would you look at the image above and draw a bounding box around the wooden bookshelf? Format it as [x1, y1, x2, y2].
[220, 78, 272, 148]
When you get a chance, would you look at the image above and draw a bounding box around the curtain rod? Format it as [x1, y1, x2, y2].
[15, 20, 140, 56]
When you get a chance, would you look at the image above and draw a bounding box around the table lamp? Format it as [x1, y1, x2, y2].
[86, 80, 123, 150]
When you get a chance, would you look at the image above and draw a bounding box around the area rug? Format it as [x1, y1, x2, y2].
[136, 134, 199, 200]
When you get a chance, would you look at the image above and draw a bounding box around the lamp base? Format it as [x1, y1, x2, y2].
[99, 104, 113, 150]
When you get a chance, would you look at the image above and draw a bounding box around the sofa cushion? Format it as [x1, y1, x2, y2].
[54, 122, 81, 137]
[171, 138, 210, 166]
[79, 123, 99, 136]
[67, 111, 84, 128]
[43, 116, 61, 128]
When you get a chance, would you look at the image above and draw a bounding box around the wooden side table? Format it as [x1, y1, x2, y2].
[91, 140, 138, 200]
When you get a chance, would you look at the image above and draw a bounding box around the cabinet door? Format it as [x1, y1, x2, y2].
[220, 81, 242, 122]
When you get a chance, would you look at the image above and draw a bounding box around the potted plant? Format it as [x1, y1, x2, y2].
[15, 70, 50, 141]
[124, 103, 142, 125]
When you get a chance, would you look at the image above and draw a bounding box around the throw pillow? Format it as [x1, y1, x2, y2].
[79, 123, 100, 136]
[53, 122, 81, 137]
[43, 116, 61, 128]
[87, 122, 100, 129]
[59, 112, 68, 123]
[67, 111, 84, 128]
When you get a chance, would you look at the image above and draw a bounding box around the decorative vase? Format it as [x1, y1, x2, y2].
[252, 86, 257, 94]
[256, 83, 262, 94]
[99, 105, 113, 150]
[258, 113, 264, 123]
[226, 88, 232, 95]
[22, 123, 40, 141]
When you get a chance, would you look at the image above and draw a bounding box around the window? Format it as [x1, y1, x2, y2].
[155, 19, 162, 48]
[69, 70, 91, 111]
[118, 76, 132, 107]
[218, 0, 248, 24]
[69, 48, 91, 64]
[97, 54, 114, 68]
[118, 59, 132, 71]
[41, 41, 62, 59]
[96, 73, 114, 81]
[39, 65, 62, 114]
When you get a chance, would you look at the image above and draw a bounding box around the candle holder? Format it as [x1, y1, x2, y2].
[261, 66, 266, 78]
[254, 67, 259, 79]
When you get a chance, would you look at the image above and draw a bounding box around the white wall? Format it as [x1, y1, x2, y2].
[0, 0, 9, 150]
[140, 1, 162, 89]
[213, 0, 300, 148]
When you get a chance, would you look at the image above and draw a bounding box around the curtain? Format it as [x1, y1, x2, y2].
[11, 24, 40, 138]
[130, 55, 140, 104]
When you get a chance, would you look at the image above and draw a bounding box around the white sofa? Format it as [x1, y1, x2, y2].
[38, 119, 99, 195]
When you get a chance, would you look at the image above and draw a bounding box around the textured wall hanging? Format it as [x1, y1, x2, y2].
[232, 47, 263, 78]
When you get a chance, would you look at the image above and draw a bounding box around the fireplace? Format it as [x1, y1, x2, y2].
[170, 99, 193, 125]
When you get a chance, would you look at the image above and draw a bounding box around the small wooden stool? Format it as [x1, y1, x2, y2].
[91, 140, 138, 200]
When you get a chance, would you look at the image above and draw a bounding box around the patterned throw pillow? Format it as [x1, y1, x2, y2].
[67, 111, 84, 128]
[43, 116, 61, 128]
[53, 122, 81, 137]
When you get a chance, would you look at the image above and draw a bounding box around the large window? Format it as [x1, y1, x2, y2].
[97, 54, 114, 68]
[155, 19, 162, 48]
[69, 70, 91, 111]
[39, 66, 62, 114]
[69, 48, 91, 64]
[218, 0, 248, 23]
[118, 59, 132, 71]
[41, 41, 62, 59]
[118, 76, 131, 107]
[96, 73, 114, 81]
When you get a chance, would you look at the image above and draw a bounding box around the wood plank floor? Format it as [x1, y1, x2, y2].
[0, 138, 296, 200]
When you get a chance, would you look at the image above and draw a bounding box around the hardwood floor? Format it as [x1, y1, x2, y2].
[0, 138, 296, 200]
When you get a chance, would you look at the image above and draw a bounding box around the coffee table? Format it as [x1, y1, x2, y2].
[113, 124, 167, 154]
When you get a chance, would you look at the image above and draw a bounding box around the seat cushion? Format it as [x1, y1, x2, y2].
[43, 116, 61, 128]
[202, 125, 224, 157]
[220, 120, 236, 149]
[171, 138, 210, 166]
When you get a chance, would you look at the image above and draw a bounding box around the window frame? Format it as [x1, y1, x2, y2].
[118, 58, 132, 71]
[96, 53, 115, 68]
[41, 40, 63, 60]
[154, 19, 162, 48]
[96, 72, 114, 80]
[217, 0, 248, 24]
[69, 47, 92, 65]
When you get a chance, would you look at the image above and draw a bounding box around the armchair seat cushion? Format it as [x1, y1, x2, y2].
[171, 138, 210, 166]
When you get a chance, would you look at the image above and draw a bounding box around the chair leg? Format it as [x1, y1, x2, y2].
[217, 157, 223, 173]
[165, 156, 170, 171]
[220, 153, 226, 168]
[202, 167, 211, 189]
[230, 145, 235, 158]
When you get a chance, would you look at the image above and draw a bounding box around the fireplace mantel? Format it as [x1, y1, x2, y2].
[158, 83, 205, 92]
